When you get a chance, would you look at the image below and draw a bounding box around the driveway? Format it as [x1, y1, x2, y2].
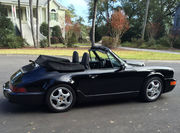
[0, 55, 180, 133]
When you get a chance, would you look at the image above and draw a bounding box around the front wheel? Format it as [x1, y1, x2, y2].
[141, 77, 163, 102]
[46, 85, 76, 113]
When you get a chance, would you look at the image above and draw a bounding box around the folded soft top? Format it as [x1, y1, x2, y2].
[35, 55, 85, 72]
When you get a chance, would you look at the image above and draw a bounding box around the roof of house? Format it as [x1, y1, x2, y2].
[0, 0, 66, 10]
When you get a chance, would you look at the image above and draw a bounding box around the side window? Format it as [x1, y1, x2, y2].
[89, 51, 96, 61]
[96, 51, 108, 60]
[107, 52, 121, 67]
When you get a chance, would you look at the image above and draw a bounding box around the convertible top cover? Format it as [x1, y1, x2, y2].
[35, 55, 85, 72]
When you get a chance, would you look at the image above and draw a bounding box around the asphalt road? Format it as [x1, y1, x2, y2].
[0, 55, 180, 133]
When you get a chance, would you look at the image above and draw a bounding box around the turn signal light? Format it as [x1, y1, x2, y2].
[170, 81, 176, 86]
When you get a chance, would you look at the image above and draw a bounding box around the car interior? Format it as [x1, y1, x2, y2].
[72, 50, 121, 70]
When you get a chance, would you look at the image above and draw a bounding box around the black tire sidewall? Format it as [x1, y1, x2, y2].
[46, 84, 76, 113]
[141, 77, 163, 102]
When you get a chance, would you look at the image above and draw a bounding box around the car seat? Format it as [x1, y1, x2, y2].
[81, 52, 90, 69]
[72, 51, 79, 63]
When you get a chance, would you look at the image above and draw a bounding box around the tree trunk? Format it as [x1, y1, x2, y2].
[36, 0, 39, 47]
[47, 0, 51, 47]
[91, 0, 98, 47]
[141, 0, 150, 40]
[29, 0, 37, 47]
[18, 0, 22, 37]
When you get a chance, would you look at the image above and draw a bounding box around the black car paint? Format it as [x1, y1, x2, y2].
[3, 46, 176, 104]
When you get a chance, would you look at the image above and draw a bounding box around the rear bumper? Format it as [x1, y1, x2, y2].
[3, 82, 44, 104]
[163, 78, 176, 93]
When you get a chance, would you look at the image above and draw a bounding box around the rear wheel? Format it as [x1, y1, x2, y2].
[46, 85, 76, 112]
[141, 77, 163, 102]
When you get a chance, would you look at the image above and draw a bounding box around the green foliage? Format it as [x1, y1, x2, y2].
[131, 38, 144, 46]
[156, 36, 171, 47]
[67, 32, 77, 47]
[0, 17, 14, 46]
[40, 39, 48, 48]
[146, 39, 156, 46]
[102, 36, 116, 48]
[40, 22, 48, 37]
[173, 36, 180, 49]
[5, 34, 25, 48]
[0, 4, 7, 17]
[51, 25, 64, 44]
[52, 25, 62, 38]
[51, 37, 59, 44]
[0, 16, 21, 48]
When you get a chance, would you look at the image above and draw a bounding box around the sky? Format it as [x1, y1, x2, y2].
[58, 0, 90, 25]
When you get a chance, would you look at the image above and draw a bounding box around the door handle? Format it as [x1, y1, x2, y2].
[89, 75, 98, 79]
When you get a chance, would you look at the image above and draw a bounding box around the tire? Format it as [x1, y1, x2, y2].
[46, 84, 76, 113]
[140, 77, 163, 102]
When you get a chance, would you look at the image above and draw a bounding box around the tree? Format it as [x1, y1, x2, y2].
[47, 0, 51, 47]
[29, 0, 37, 47]
[111, 9, 129, 46]
[18, 0, 22, 37]
[36, 0, 39, 47]
[141, 0, 150, 40]
[91, 0, 98, 46]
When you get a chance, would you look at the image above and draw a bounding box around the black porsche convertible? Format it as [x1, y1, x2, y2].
[3, 46, 176, 112]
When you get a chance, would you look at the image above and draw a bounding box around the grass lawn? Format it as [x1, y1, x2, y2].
[0, 47, 180, 60]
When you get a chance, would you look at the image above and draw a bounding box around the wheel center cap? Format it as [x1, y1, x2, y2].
[59, 97, 63, 101]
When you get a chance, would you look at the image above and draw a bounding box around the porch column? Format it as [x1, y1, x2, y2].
[39, 7, 43, 25]
[14, 5, 17, 19]
[11, 5, 14, 23]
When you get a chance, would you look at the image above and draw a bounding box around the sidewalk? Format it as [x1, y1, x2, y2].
[120, 47, 180, 54]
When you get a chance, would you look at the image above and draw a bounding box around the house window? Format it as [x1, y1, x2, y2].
[50, 13, 58, 21]
[50, 9, 58, 21]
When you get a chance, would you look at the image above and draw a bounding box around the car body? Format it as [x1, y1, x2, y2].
[3, 46, 176, 112]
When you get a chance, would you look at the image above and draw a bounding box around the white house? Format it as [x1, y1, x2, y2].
[0, 0, 67, 45]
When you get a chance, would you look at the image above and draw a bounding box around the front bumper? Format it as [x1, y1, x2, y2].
[3, 82, 45, 104]
[163, 78, 176, 93]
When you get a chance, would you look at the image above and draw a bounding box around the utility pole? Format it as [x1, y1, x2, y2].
[141, 0, 150, 40]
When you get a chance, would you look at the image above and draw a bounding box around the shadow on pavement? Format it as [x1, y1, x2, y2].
[0, 95, 168, 114]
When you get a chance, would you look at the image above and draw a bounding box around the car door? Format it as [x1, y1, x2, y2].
[77, 50, 144, 96]
[78, 68, 143, 96]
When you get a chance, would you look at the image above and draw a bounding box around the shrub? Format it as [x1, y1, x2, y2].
[40, 39, 48, 48]
[40, 22, 48, 37]
[131, 38, 144, 46]
[51, 37, 59, 44]
[67, 32, 77, 47]
[173, 36, 180, 49]
[156, 36, 170, 47]
[6, 34, 25, 48]
[102, 36, 116, 48]
[146, 39, 156, 46]
[52, 25, 65, 44]
[121, 42, 138, 48]
[0, 16, 14, 47]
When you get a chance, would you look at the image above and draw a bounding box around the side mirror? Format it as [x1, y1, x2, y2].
[116, 63, 126, 72]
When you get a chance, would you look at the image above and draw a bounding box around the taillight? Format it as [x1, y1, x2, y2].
[170, 81, 176, 86]
[12, 87, 27, 93]
[9, 83, 27, 93]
